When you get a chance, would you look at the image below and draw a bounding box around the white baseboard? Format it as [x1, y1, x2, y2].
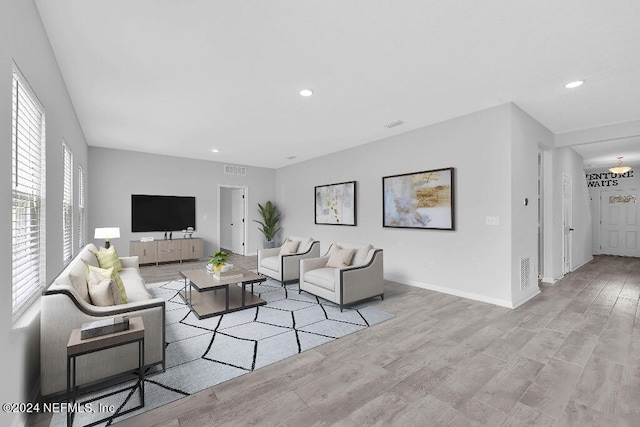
[541, 276, 557, 284]
[511, 288, 541, 309]
[572, 256, 593, 272]
[387, 275, 515, 309]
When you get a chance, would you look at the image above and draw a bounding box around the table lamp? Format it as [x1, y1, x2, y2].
[94, 227, 120, 249]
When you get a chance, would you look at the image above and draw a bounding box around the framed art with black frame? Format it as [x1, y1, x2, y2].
[314, 181, 357, 226]
[382, 167, 455, 230]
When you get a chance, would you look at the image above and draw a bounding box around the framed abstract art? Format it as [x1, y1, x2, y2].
[314, 181, 357, 226]
[382, 167, 454, 230]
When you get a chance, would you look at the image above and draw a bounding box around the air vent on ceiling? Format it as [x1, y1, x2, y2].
[224, 165, 247, 176]
[520, 257, 531, 290]
[384, 120, 404, 129]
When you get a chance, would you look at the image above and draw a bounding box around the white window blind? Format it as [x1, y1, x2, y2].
[78, 166, 86, 249]
[63, 142, 73, 263]
[12, 66, 46, 317]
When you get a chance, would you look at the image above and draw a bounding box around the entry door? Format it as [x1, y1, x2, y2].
[562, 173, 573, 274]
[601, 190, 639, 257]
[230, 188, 245, 255]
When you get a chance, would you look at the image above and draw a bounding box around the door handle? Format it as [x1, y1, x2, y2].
[569, 228, 574, 231]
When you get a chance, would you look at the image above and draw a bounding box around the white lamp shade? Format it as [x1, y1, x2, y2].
[94, 227, 120, 239]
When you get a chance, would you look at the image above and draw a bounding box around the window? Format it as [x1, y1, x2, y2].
[78, 165, 86, 249]
[12, 66, 46, 317]
[63, 142, 73, 263]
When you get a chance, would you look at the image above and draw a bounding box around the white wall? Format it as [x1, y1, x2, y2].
[509, 105, 555, 305]
[276, 104, 521, 307]
[1, 0, 89, 424]
[88, 147, 276, 258]
[586, 168, 639, 254]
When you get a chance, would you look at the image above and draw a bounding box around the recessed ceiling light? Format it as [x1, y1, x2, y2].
[299, 89, 314, 97]
[565, 80, 584, 89]
[211, 149, 219, 153]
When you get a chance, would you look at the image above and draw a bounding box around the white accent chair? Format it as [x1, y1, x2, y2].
[257, 236, 321, 285]
[300, 242, 384, 311]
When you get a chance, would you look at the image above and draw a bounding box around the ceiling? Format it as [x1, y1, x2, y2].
[35, 1, 640, 169]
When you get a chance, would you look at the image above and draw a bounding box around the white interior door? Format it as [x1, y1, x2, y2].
[230, 188, 245, 255]
[562, 173, 573, 274]
[601, 190, 639, 257]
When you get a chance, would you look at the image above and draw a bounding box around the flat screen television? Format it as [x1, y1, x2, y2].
[131, 194, 196, 232]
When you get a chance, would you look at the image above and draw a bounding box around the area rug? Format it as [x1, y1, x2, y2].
[51, 276, 393, 426]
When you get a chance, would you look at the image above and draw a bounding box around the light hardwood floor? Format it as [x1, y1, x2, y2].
[30, 254, 640, 426]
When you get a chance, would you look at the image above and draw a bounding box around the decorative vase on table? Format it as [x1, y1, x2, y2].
[208, 251, 230, 274]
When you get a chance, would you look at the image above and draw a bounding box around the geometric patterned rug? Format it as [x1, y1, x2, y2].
[50, 276, 393, 426]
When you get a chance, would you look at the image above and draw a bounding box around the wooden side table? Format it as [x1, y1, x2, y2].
[66, 316, 145, 427]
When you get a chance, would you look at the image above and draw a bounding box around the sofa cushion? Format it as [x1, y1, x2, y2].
[94, 245, 123, 272]
[119, 268, 151, 302]
[67, 262, 91, 303]
[87, 269, 124, 306]
[326, 247, 355, 269]
[88, 265, 128, 303]
[288, 236, 313, 253]
[304, 268, 336, 291]
[335, 242, 372, 266]
[280, 240, 300, 255]
[260, 256, 280, 272]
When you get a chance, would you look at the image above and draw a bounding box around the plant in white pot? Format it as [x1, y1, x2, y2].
[208, 250, 230, 272]
[254, 201, 281, 248]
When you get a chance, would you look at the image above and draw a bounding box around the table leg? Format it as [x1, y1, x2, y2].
[225, 285, 229, 311]
[241, 282, 246, 307]
[139, 338, 145, 406]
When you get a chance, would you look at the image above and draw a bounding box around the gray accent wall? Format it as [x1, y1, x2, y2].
[1, 0, 90, 422]
[88, 147, 276, 259]
[275, 103, 585, 308]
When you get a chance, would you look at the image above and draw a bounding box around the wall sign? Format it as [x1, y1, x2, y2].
[585, 170, 634, 187]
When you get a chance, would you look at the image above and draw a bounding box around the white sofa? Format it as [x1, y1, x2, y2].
[40, 243, 165, 397]
[257, 236, 320, 285]
[300, 242, 384, 311]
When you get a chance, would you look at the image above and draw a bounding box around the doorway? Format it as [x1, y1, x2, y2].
[600, 189, 640, 257]
[562, 172, 573, 275]
[218, 185, 247, 255]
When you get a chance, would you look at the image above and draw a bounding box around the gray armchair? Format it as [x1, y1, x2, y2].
[300, 242, 384, 311]
[257, 236, 320, 285]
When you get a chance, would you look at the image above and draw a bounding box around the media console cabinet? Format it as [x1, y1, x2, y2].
[130, 238, 204, 265]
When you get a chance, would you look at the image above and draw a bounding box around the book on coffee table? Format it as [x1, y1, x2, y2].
[213, 268, 243, 280]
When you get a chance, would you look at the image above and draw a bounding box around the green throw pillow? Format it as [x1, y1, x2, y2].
[94, 245, 122, 272]
[87, 265, 128, 303]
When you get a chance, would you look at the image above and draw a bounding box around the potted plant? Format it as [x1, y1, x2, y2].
[208, 250, 230, 272]
[254, 201, 282, 248]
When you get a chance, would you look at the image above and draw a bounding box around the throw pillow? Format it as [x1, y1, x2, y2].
[326, 247, 356, 269]
[87, 265, 129, 303]
[279, 240, 301, 255]
[69, 271, 91, 304]
[94, 245, 122, 272]
[86, 269, 125, 306]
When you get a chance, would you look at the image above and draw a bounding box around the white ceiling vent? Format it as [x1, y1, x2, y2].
[384, 120, 404, 129]
[224, 165, 247, 176]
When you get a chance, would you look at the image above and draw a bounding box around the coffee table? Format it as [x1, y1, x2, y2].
[179, 267, 267, 319]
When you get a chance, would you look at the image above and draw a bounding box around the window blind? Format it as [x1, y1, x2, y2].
[12, 66, 46, 317]
[78, 166, 86, 249]
[63, 142, 73, 264]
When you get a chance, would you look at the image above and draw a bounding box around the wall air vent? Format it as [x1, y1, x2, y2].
[520, 257, 531, 290]
[384, 120, 404, 129]
[224, 165, 247, 176]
